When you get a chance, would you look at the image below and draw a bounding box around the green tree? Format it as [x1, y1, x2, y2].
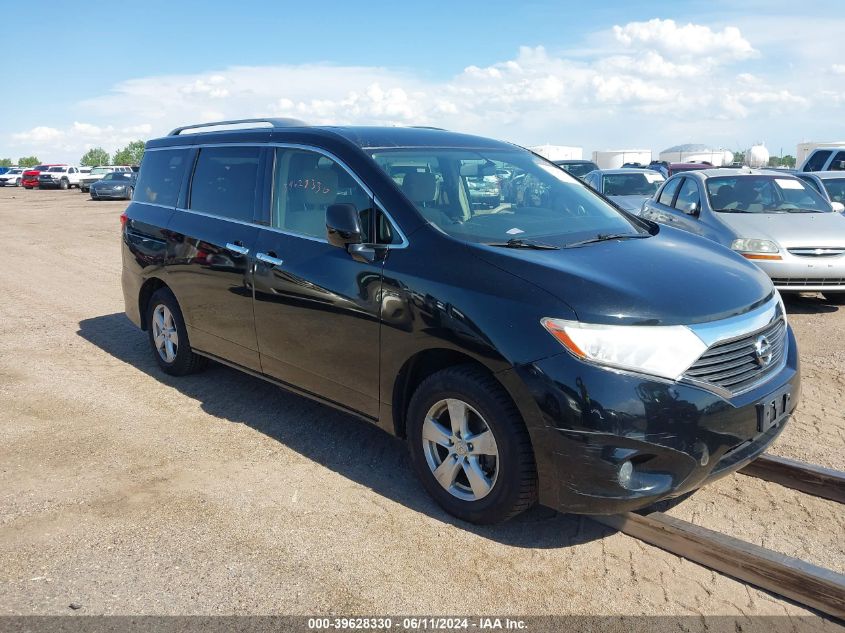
[767, 156, 781, 167]
[113, 140, 145, 166]
[732, 151, 745, 164]
[80, 147, 110, 167]
[781, 155, 796, 168]
[18, 156, 40, 168]
[0, 158, 12, 167]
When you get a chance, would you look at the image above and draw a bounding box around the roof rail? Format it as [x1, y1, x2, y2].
[409, 125, 448, 131]
[168, 118, 308, 136]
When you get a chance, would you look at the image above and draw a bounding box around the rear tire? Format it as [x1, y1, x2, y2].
[407, 364, 537, 524]
[146, 288, 208, 376]
[823, 292, 845, 305]
[14, 178, 20, 187]
[126, 186, 134, 200]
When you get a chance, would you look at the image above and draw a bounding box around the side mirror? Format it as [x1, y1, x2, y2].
[326, 203, 363, 248]
[326, 203, 376, 263]
[689, 202, 700, 216]
[832, 201, 845, 213]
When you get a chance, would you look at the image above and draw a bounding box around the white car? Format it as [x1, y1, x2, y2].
[80, 165, 133, 192]
[0, 168, 24, 187]
[800, 147, 845, 172]
[37, 165, 83, 189]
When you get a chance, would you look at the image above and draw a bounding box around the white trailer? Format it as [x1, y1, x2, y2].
[591, 149, 652, 170]
[528, 145, 583, 161]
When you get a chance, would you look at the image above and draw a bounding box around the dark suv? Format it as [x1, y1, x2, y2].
[122, 119, 800, 524]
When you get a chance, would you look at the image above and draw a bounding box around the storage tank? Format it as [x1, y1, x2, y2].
[591, 149, 652, 170]
[529, 145, 583, 161]
[658, 143, 734, 166]
[745, 144, 770, 169]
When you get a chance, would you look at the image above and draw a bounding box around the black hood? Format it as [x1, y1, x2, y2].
[470, 225, 774, 326]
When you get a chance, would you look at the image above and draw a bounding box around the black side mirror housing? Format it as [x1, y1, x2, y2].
[326, 203, 363, 248]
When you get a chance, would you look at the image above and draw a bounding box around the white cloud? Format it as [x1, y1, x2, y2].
[5, 17, 837, 161]
[613, 18, 757, 62]
[12, 126, 64, 143]
[832, 64, 845, 74]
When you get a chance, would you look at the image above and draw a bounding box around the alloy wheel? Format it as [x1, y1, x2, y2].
[151, 304, 179, 363]
[421, 398, 499, 501]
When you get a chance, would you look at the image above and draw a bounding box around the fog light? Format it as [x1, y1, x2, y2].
[618, 460, 634, 487]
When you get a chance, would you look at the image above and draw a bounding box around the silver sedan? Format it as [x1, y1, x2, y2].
[641, 168, 845, 303]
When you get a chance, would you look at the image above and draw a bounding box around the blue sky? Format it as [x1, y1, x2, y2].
[2, 0, 843, 162]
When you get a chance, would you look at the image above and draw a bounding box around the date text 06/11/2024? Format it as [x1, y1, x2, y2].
[307, 617, 528, 630]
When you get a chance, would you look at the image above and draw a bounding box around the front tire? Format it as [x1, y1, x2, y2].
[407, 365, 537, 524]
[126, 186, 134, 200]
[146, 288, 208, 376]
[823, 292, 845, 305]
[59, 178, 69, 190]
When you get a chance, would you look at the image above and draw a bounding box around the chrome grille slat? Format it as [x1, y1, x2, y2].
[688, 346, 758, 369]
[687, 362, 759, 383]
[787, 247, 845, 257]
[772, 277, 845, 287]
[683, 317, 787, 396]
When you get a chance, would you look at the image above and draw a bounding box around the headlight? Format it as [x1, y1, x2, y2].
[731, 238, 782, 260]
[112, 185, 125, 191]
[541, 318, 707, 380]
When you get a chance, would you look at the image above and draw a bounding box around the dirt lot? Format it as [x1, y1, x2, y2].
[0, 189, 843, 621]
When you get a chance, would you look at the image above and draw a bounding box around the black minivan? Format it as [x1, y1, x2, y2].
[122, 119, 800, 524]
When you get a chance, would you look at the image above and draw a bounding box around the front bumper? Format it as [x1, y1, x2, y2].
[505, 325, 800, 514]
[91, 188, 128, 199]
[753, 254, 845, 292]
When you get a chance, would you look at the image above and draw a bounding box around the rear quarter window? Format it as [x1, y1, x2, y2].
[803, 150, 832, 172]
[135, 149, 189, 207]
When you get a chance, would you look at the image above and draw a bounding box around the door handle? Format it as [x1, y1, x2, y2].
[226, 242, 249, 255]
[256, 252, 284, 267]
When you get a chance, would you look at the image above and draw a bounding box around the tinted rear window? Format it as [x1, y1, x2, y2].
[135, 149, 189, 207]
[189, 146, 260, 222]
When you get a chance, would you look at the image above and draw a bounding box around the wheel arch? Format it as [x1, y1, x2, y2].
[138, 277, 170, 330]
[390, 348, 517, 439]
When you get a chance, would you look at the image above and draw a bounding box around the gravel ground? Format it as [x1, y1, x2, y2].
[0, 189, 843, 623]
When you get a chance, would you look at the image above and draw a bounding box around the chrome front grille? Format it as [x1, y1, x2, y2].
[787, 247, 845, 257]
[772, 277, 845, 287]
[684, 318, 787, 396]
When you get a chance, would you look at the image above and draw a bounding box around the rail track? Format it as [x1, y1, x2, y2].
[593, 454, 845, 620]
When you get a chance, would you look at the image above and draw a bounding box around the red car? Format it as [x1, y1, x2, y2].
[21, 164, 64, 189]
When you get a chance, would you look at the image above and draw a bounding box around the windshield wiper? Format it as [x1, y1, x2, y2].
[784, 208, 825, 213]
[565, 233, 650, 248]
[487, 238, 560, 250]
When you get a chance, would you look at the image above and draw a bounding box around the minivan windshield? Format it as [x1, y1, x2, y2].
[706, 175, 833, 213]
[371, 149, 643, 246]
[103, 172, 132, 181]
[602, 172, 664, 196]
[91, 167, 113, 175]
[556, 161, 599, 178]
[821, 178, 845, 204]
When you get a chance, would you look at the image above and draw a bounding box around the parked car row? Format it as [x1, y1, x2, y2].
[0, 163, 138, 199]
